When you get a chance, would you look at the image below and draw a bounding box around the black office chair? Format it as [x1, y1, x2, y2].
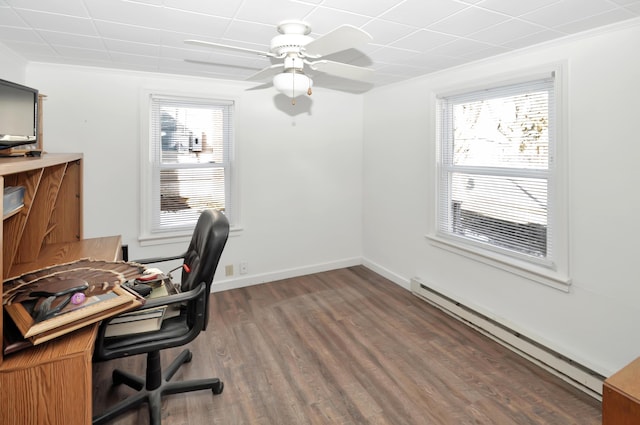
[92, 209, 230, 425]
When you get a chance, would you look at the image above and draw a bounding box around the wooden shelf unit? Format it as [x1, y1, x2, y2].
[603, 356, 640, 424]
[0, 154, 125, 424]
[1, 152, 83, 366]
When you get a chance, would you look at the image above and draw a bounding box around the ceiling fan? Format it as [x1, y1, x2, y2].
[185, 20, 374, 104]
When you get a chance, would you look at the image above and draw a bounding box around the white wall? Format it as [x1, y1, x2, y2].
[10, 19, 639, 377]
[25, 64, 364, 290]
[363, 20, 640, 376]
[0, 43, 27, 83]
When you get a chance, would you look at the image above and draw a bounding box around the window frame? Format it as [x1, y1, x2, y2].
[427, 64, 570, 291]
[139, 89, 238, 246]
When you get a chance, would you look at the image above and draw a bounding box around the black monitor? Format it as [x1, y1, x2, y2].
[0, 78, 38, 149]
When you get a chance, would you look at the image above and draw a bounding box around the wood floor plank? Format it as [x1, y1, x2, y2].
[92, 266, 601, 424]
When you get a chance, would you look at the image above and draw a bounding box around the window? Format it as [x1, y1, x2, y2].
[434, 71, 568, 287]
[143, 94, 233, 239]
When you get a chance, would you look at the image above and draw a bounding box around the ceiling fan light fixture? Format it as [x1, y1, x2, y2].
[273, 71, 313, 99]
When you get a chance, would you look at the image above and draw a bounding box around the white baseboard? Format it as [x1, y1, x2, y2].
[410, 277, 605, 400]
[211, 257, 363, 293]
[361, 259, 411, 290]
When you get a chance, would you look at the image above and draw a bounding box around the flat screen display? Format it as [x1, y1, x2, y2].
[0, 79, 38, 148]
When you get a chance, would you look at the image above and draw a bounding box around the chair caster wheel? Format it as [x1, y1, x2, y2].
[184, 350, 193, 363]
[213, 381, 224, 395]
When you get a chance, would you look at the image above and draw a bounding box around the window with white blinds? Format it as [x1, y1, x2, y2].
[436, 75, 555, 266]
[149, 95, 233, 233]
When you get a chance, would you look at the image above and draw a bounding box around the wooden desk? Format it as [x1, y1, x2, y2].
[603, 356, 640, 424]
[0, 236, 122, 425]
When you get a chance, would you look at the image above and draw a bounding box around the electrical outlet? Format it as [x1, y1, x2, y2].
[225, 264, 234, 276]
[239, 262, 248, 275]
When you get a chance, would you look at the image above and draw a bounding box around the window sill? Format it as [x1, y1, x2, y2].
[425, 234, 571, 292]
[139, 225, 243, 247]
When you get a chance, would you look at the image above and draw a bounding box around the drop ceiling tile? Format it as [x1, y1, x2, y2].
[390, 29, 457, 51]
[0, 25, 41, 42]
[319, 0, 400, 17]
[0, 0, 638, 91]
[303, 7, 371, 34]
[626, 4, 640, 13]
[369, 73, 405, 86]
[361, 19, 417, 46]
[103, 38, 161, 56]
[109, 51, 159, 67]
[158, 9, 231, 37]
[234, 0, 316, 26]
[13, 9, 97, 36]
[2, 39, 56, 56]
[478, 0, 561, 17]
[38, 30, 104, 50]
[379, 0, 469, 28]
[501, 28, 565, 49]
[0, 5, 29, 26]
[163, 0, 243, 19]
[401, 52, 468, 70]
[6, 0, 89, 17]
[83, 0, 165, 29]
[427, 6, 511, 36]
[52, 44, 110, 61]
[222, 20, 278, 46]
[459, 44, 510, 61]
[556, 8, 637, 33]
[521, 0, 618, 28]
[427, 37, 495, 57]
[469, 19, 546, 45]
[94, 20, 162, 44]
[608, 0, 640, 5]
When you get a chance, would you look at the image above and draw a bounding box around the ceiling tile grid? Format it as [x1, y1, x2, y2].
[0, 0, 638, 89]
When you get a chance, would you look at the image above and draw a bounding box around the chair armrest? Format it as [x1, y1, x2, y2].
[132, 252, 186, 265]
[102, 282, 206, 325]
[142, 283, 205, 309]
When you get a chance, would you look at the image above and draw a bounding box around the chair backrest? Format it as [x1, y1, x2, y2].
[181, 209, 229, 329]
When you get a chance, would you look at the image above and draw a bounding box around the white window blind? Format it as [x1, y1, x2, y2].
[149, 95, 233, 233]
[437, 76, 555, 264]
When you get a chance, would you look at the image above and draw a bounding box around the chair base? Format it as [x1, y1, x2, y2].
[93, 349, 223, 425]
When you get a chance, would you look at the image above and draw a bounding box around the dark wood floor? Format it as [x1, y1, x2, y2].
[92, 266, 601, 424]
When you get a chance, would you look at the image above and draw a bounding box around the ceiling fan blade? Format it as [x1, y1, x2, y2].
[246, 64, 285, 81]
[307, 60, 374, 82]
[184, 59, 263, 72]
[303, 25, 372, 58]
[246, 81, 274, 91]
[185, 39, 275, 57]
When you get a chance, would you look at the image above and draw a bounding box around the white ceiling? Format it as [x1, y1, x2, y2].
[1, 0, 639, 92]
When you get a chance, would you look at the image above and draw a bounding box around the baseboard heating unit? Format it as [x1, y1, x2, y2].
[410, 278, 605, 400]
